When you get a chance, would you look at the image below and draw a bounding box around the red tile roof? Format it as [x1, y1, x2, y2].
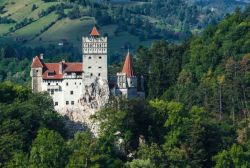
[43, 62, 83, 80]
[31, 56, 44, 68]
[90, 26, 100, 36]
[31, 57, 83, 79]
[43, 63, 63, 80]
[122, 51, 134, 77]
[64, 63, 82, 72]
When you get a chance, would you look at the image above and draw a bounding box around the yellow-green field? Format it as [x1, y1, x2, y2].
[0, 24, 14, 35]
[12, 12, 58, 39]
[0, 0, 152, 55]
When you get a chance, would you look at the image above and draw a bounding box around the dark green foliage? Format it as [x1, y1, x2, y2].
[0, 5, 250, 168]
[213, 143, 250, 168]
[0, 82, 65, 166]
[165, 8, 250, 121]
[0, 17, 15, 24]
[67, 131, 122, 168]
[93, 98, 153, 153]
[135, 7, 250, 122]
[135, 41, 185, 98]
[29, 128, 68, 168]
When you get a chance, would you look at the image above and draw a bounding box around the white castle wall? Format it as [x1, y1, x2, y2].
[31, 28, 145, 136]
[42, 77, 83, 110]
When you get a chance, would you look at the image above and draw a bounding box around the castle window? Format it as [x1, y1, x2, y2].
[70, 91, 73, 95]
[89, 56, 91, 59]
[71, 101, 74, 105]
[66, 82, 68, 86]
[48, 83, 50, 86]
[51, 90, 54, 95]
[75, 82, 76, 85]
[98, 66, 101, 69]
[90, 73, 93, 77]
[88, 66, 91, 69]
[98, 73, 101, 76]
[56, 83, 58, 85]
[66, 101, 69, 105]
[48, 71, 55, 76]
[55, 102, 58, 106]
[99, 56, 102, 59]
[36, 70, 38, 72]
[79, 82, 81, 85]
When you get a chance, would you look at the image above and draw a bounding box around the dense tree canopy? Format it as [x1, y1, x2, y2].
[0, 6, 249, 168]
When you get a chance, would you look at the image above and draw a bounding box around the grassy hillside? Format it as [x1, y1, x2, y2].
[0, 0, 147, 59]
[0, 0, 248, 61]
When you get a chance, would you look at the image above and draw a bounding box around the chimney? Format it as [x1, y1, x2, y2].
[40, 53, 44, 60]
[59, 60, 65, 74]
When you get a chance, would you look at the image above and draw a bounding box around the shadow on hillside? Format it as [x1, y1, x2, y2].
[63, 116, 91, 138]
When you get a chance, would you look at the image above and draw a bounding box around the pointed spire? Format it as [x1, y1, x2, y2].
[31, 56, 44, 68]
[122, 51, 134, 77]
[90, 26, 100, 36]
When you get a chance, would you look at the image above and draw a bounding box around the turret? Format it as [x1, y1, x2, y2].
[121, 51, 137, 88]
[115, 51, 139, 99]
[30, 55, 44, 93]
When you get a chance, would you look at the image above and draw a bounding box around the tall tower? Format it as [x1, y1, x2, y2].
[82, 26, 108, 85]
[30, 55, 44, 93]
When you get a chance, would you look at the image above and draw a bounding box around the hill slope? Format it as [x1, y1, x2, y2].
[0, 0, 248, 59]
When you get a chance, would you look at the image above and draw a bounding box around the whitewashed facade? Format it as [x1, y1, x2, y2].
[30, 26, 145, 112]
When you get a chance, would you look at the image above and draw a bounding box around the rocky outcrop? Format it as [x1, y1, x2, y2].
[57, 78, 110, 137]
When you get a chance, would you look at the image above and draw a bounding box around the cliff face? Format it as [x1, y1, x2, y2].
[57, 78, 110, 137]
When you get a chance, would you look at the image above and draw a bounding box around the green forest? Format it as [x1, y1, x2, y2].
[0, 0, 248, 59]
[0, 4, 250, 168]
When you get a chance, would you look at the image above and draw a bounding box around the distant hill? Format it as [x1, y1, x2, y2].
[0, 0, 248, 62]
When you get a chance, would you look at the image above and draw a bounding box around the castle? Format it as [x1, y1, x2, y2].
[30, 26, 145, 112]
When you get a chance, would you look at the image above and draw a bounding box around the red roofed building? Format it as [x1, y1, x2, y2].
[30, 26, 144, 113]
[30, 26, 110, 112]
[30, 53, 84, 109]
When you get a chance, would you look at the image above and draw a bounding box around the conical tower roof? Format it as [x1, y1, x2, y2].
[31, 56, 44, 68]
[122, 51, 134, 77]
[90, 26, 100, 36]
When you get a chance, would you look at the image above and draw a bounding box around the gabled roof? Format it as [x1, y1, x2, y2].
[43, 63, 63, 80]
[90, 26, 100, 36]
[122, 51, 134, 77]
[42, 62, 83, 80]
[31, 56, 44, 68]
[31, 55, 83, 80]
